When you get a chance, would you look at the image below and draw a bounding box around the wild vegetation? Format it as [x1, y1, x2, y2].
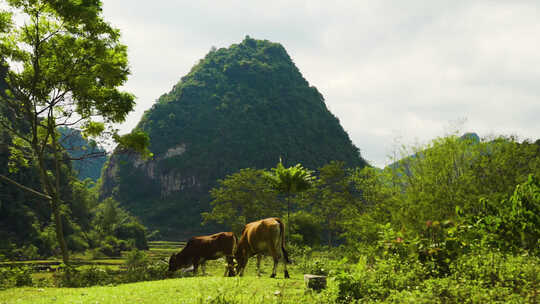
[0, 0, 151, 265]
[201, 133, 540, 302]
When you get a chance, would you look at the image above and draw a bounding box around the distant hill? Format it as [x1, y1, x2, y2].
[386, 132, 481, 172]
[58, 127, 107, 182]
[100, 37, 368, 238]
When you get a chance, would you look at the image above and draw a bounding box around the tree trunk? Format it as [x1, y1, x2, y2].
[327, 218, 332, 247]
[34, 145, 70, 265]
[287, 195, 290, 242]
[51, 195, 69, 264]
[50, 129, 70, 265]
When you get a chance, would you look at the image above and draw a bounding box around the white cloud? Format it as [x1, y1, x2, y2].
[102, 0, 540, 167]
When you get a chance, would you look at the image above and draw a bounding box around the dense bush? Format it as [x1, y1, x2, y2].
[451, 251, 540, 297]
[53, 264, 117, 287]
[288, 211, 323, 246]
[461, 174, 540, 255]
[114, 222, 149, 250]
[332, 250, 539, 303]
[52, 251, 170, 287]
[334, 256, 426, 302]
[0, 267, 33, 289]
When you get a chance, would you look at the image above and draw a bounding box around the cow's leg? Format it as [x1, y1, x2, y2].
[270, 255, 279, 278]
[238, 266, 245, 277]
[201, 260, 206, 275]
[282, 254, 289, 279]
[191, 257, 201, 276]
[269, 245, 279, 278]
[256, 254, 262, 277]
[224, 256, 234, 277]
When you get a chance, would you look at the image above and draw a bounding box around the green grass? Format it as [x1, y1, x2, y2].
[0, 257, 332, 304]
[0, 275, 330, 304]
[1, 242, 333, 303]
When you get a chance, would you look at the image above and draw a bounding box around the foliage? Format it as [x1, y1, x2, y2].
[265, 160, 313, 237]
[334, 256, 427, 302]
[265, 161, 314, 195]
[53, 264, 116, 288]
[52, 252, 168, 287]
[203, 168, 279, 233]
[122, 249, 168, 282]
[306, 161, 359, 246]
[0, 0, 150, 264]
[88, 198, 149, 256]
[333, 250, 539, 303]
[462, 174, 540, 254]
[387, 134, 540, 233]
[0, 266, 33, 289]
[287, 211, 323, 246]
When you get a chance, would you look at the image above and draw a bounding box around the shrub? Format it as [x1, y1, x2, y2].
[384, 277, 524, 304]
[298, 258, 329, 276]
[53, 264, 116, 287]
[0, 267, 33, 289]
[451, 250, 540, 297]
[122, 249, 168, 282]
[114, 222, 149, 250]
[125, 249, 148, 271]
[461, 175, 540, 255]
[334, 255, 426, 302]
[67, 235, 89, 252]
[20, 244, 40, 260]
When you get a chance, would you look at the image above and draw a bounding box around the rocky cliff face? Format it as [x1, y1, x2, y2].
[101, 144, 200, 199]
[100, 37, 367, 237]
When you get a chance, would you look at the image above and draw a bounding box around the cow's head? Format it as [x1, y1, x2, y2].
[168, 253, 178, 272]
[234, 248, 248, 275]
[168, 252, 191, 272]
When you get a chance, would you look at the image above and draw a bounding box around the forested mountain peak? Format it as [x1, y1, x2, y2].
[101, 37, 367, 237]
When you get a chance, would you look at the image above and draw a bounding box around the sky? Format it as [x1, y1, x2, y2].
[100, 0, 540, 168]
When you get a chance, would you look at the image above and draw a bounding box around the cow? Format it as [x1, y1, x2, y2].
[235, 217, 290, 278]
[168, 231, 237, 276]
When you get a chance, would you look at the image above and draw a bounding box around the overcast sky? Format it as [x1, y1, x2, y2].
[101, 1, 540, 168]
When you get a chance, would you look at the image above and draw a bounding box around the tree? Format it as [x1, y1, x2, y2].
[310, 161, 357, 246]
[265, 160, 313, 238]
[388, 134, 540, 233]
[202, 168, 278, 233]
[0, 0, 149, 264]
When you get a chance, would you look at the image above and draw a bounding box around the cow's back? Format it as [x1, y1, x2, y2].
[242, 218, 281, 254]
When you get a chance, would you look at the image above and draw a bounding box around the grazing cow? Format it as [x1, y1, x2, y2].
[168, 232, 237, 276]
[235, 217, 290, 278]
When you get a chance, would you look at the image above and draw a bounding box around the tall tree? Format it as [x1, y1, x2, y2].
[0, 0, 149, 264]
[202, 168, 279, 233]
[311, 161, 356, 246]
[265, 160, 313, 238]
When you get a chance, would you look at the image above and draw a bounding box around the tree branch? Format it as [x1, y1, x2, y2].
[0, 174, 52, 200]
[63, 151, 107, 161]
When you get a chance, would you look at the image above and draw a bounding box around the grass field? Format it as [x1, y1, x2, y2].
[0, 242, 333, 303]
[0, 274, 331, 304]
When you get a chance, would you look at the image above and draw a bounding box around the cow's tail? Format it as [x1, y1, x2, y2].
[275, 218, 290, 263]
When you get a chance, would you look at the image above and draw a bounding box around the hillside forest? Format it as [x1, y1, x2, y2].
[0, 1, 539, 303]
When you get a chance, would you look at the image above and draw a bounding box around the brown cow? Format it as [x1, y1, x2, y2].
[168, 232, 237, 276]
[235, 217, 290, 278]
